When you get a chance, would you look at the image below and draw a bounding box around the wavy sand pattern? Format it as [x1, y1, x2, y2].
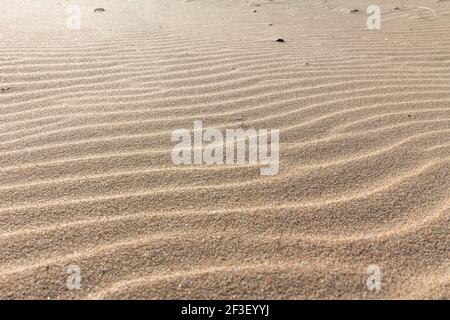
[0, 0, 449, 299]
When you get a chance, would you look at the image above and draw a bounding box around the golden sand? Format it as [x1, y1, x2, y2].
[0, 0, 448, 299]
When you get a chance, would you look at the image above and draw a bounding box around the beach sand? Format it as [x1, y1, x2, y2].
[0, 0, 448, 299]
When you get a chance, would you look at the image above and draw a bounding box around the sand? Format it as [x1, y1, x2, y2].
[0, 0, 448, 299]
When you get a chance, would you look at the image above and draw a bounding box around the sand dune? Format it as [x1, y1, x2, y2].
[0, 0, 448, 299]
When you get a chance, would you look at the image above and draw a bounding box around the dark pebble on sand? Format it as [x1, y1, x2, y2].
[94, 8, 105, 13]
[276, 38, 285, 43]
